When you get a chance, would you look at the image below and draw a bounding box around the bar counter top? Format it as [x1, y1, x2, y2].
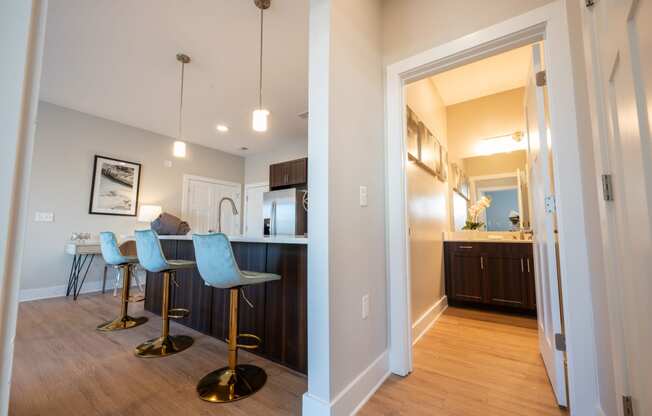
[157, 234, 308, 245]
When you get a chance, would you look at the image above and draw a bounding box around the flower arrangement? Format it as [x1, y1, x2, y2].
[462, 196, 492, 230]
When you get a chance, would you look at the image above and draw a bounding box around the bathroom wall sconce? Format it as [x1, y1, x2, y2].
[476, 131, 526, 156]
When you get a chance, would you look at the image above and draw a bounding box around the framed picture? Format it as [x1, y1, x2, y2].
[439, 146, 448, 181]
[89, 155, 142, 216]
[433, 138, 442, 177]
[419, 124, 436, 173]
[406, 107, 420, 160]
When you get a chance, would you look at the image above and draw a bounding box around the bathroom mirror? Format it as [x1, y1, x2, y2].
[453, 150, 530, 231]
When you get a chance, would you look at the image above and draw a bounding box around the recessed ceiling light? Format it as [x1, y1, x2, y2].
[216, 124, 229, 132]
[240, 147, 249, 151]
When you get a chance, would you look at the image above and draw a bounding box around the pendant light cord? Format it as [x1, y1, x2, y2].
[178, 60, 185, 140]
[258, 8, 264, 110]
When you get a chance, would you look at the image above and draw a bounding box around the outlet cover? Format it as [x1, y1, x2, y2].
[362, 294, 370, 319]
[34, 212, 54, 222]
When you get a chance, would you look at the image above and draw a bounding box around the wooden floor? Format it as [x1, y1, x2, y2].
[11, 296, 566, 416]
[10, 293, 306, 416]
[360, 307, 568, 416]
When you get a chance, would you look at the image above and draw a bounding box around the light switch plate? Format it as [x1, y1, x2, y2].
[34, 212, 54, 222]
[359, 186, 368, 207]
[362, 294, 369, 319]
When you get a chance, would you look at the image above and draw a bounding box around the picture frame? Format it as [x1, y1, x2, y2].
[433, 138, 442, 177]
[419, 123, 437, 174]
[89, 155, 142, 216]
[406, 107, 420, 160]
[439, 146, 448, 181]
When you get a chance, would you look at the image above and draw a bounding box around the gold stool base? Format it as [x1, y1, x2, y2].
[96, 315, 148, 332]
[135, 335, 194, 358]
[197, 364, 267, 403]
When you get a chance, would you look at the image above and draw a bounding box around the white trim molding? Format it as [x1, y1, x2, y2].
[411, 296, 448, 346]
[385, 1, 601, 414]
[302, 351, 390, 416]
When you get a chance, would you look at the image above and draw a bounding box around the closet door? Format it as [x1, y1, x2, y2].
[185, 178, 241, 235]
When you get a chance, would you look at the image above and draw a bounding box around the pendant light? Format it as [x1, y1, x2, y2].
[252, 0, 271, 132]
[174, 53, 191, 157]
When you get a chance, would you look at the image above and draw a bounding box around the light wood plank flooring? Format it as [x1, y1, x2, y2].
[360, 307, 568, 416]
[10, 293, 306, 416]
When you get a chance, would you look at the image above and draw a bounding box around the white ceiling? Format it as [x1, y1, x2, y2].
[430, 45, 532, 106]
[40, 0, 309, 156]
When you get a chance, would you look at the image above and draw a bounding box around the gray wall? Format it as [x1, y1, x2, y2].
[381, 0, 554, 64]
[21, 102, 244, 292]
[244, 139, 307, 184]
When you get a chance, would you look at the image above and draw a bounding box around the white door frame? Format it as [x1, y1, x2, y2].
[385, 1, 600, 413]
[243, 182, 269, 237]
[0, 1, 48, 414]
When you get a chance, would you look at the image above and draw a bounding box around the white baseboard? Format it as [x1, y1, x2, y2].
[19, 279, 140, 302]
[412, 296, 447, 346]
[302, 351, 390, 416]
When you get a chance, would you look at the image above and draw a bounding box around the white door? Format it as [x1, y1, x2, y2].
[583, 1, 652, 414]
[244, 183, 268, 237]
[184, 177, 241, 235]
[524, 43, 568, 407]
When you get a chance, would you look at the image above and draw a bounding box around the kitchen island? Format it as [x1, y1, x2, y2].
[144, 235, 307, 374]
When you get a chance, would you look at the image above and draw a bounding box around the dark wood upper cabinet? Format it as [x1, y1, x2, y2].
[444, 242, 536, 314]
[270, 158, 308, 189]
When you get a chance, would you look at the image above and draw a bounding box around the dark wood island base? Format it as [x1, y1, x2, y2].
[144, 238, 308, 374]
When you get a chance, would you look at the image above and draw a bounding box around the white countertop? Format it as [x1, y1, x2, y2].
[443, 231, 532, 244]
[444, 238, 532, 244]
[158, 234, 309, 245]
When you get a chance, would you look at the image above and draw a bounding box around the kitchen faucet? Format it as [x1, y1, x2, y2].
[217, 197, 238, 233]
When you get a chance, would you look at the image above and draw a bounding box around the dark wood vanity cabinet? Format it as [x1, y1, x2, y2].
[444, 241, 536, 313]
[269, 157, 308, 189]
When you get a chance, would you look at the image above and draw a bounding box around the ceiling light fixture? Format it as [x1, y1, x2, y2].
[174, 53, 191, 157]
[216, 124, 229, 132]
[252, 0, 271, 132]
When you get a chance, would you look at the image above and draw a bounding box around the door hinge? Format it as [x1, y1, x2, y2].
[623, 395, 634, 416]
[602, 174, 614, 201]
[586, 0, 595, 8]
[536, 70, 547, 87]
[555, 333, 566, 351]
[544, 195, 556, 214]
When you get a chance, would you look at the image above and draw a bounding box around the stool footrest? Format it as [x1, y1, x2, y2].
[234, 333, 262, 350]
[168, 308, 190, 319]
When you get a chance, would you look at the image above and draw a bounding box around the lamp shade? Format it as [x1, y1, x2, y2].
[138, 205, 162, 223]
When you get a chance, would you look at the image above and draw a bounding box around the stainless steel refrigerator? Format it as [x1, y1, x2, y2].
[263, 188, 307, 236]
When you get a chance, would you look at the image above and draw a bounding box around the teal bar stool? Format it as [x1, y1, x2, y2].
[134, 230, 195, 358]
[97, 232, 148, 331]
[192, 233, 281, 403]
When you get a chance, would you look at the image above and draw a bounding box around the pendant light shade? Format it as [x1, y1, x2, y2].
[175, 53, 191, 157]
[252, 109, 269, 132]
[173, 140, 187, 157]
[253, 0, 271, 132]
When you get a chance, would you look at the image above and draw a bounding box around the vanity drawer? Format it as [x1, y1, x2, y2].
[445, 241, 482, 253]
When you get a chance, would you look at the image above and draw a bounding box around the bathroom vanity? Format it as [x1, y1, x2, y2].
[144, 235, 308, 374]
[444, 239, 536, 314]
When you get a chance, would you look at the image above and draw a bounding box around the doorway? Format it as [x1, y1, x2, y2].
[385, 3, 602, 414]
[402, 39, 568, 412]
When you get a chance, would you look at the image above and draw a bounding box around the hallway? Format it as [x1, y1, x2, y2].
[360, 308, 566, 415]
